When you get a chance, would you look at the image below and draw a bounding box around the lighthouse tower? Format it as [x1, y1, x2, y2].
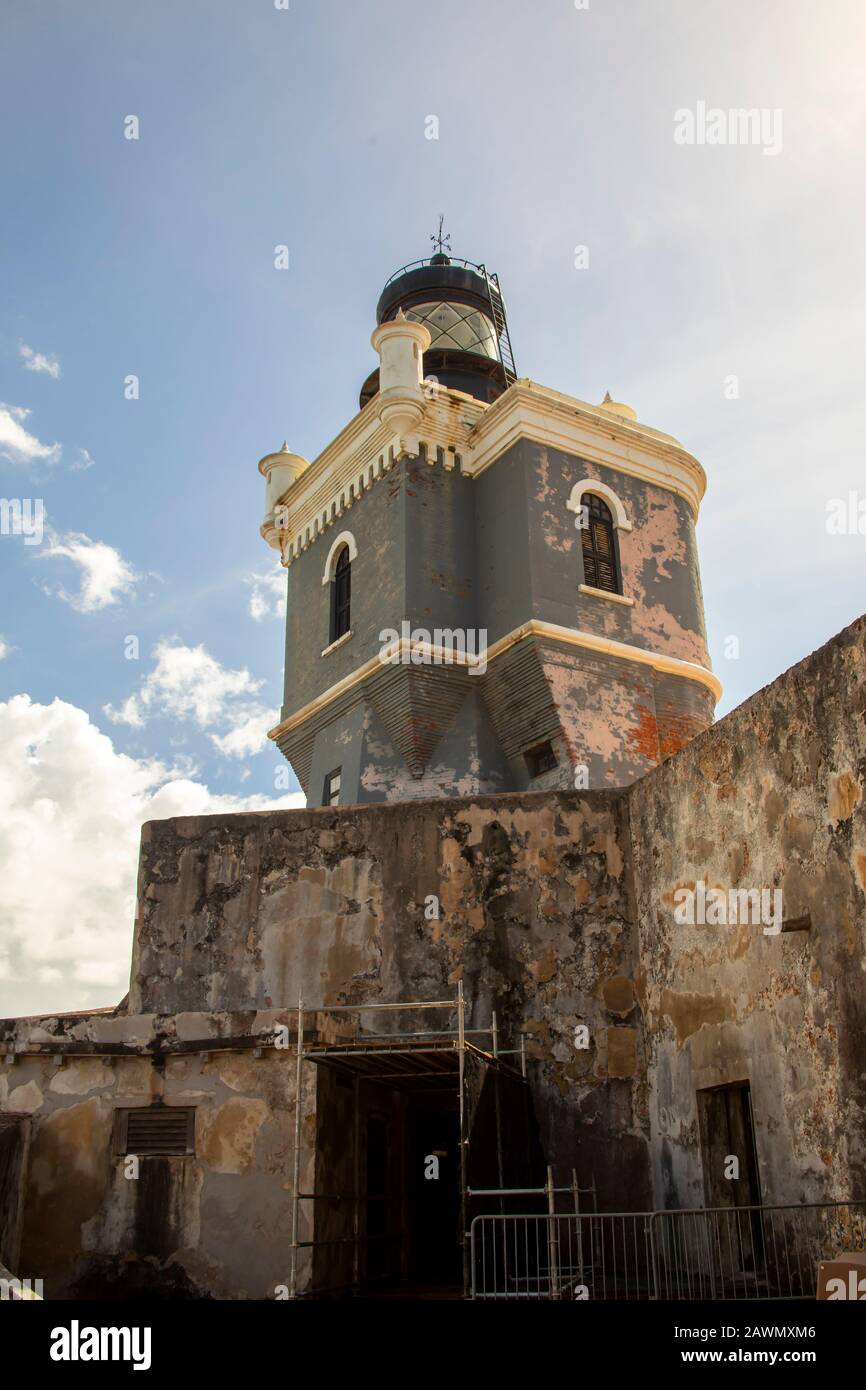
[258, 239, 719, 806]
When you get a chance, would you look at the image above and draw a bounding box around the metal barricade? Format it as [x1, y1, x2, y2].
[651, 1201, 866, 1300]
[469, 1211, 654, 1299]
[469, 1201, 866, 1300]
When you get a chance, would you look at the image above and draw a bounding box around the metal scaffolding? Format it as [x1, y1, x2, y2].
[287, 982, 534, 1298]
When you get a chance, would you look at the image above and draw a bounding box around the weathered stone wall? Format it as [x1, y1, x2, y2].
[130, 614, 866, 1225]
[629, 614, 866, 1209]
[2, 615, 863, 1298]
[0, 1009, 324, 1299]
[0, 788, 652, 1297]
[129, 789, 651, 1209]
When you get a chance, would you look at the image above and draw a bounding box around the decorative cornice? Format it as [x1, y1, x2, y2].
[463, 381, 707, 518]
[485, 620, 721, 698]
[268, 621, 721, 742]
[267, 391, 484, 566]
[263, 378, 707, 566]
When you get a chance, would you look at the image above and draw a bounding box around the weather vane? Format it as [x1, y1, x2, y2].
[430, 215, 451, 257]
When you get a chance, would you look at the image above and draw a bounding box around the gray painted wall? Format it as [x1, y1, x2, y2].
[280, 439, 712, 805]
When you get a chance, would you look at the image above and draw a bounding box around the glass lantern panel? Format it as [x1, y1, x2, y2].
[404, 302, 499, 359]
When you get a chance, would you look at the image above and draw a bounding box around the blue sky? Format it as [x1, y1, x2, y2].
[1, 0, 865, 1015]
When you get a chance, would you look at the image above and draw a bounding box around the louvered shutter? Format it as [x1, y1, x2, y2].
[581, 495, 619, 594]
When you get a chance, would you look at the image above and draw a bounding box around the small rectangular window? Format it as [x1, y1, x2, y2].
[324, 768, 342, 806]
[525, 742, 557, 777]
[114, 1106, 195, 1156]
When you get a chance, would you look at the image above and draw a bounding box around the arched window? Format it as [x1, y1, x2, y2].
[331, 544, 351, 642]
[580, 494, 619, 594]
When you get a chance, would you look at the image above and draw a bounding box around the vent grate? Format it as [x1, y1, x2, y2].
[117, 1106, 195, 1156]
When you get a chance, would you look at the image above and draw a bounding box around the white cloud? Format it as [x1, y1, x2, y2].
[248, 567, 287, 621]
[0, 637, 7, 661]
[0, 403, 61, 465]
[0, 694, 305, 1017]
[103, 693, 144, 728]
[19, 343, 61, 379]
[107, 639, 261, 726]
[70, 447, 95, 472]
[40, 529, 140, 612]
[210, 705, 277, 757]
[104, 639, 278, 758]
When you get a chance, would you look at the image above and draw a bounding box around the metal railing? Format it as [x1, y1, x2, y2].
[381, 256, 498, 289]
[652, 1202, 866, 1300]
[469, 1201, 866, 1301]
[470, 1212, 652, 1300]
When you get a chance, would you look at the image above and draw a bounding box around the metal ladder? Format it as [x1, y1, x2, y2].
[481, 267, 517, 387]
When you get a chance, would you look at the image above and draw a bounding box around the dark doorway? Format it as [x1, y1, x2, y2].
[697, 1081, 764, 1270]
[310, 1042, 543, 1298]
[407, 1099, 461, 1286]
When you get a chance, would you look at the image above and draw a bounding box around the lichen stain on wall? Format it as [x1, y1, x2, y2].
[6, 1080, 44, 1113]
[201, 1097, 268, 1175]
[830, 770, 862, 823]
[22, 1097, 107, 1274]
[659, 990, 737, 1047]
